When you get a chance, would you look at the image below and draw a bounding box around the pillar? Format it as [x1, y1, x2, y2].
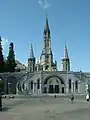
[16, 82, 19, 95]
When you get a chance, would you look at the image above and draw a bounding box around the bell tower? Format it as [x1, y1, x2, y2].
[28, 43, 35, 72]
[61, 44, 70, 71]
[40, 15, 53, 71]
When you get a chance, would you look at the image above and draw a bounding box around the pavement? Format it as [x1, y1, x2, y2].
[0, 95, 90, 120]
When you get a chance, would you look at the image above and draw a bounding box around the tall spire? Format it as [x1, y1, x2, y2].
[44, 13, 50, 38]
[45, 13, 49, 29]
[30, 43, 34, 59]
[64, 43, 69, 59]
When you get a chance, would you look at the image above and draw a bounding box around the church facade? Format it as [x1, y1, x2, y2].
[0, 16, 90, 95]
[22, 16, 90, 95]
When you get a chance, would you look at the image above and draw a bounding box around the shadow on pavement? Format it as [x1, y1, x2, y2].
[1, 106, 12, 112]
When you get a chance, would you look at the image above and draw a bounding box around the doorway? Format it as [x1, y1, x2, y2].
[49, 85, 53, 93]
[55, 85, 59, 93]
[44, 87, 47, 93]
[62, 87, 64, 94]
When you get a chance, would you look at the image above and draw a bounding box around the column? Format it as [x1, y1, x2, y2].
[72, 81, 74, 93]
[33, 82, 34, 94]
[16, 82, 19, 95]
[39, 81, 42, 94]
[46, 85, 49, 93]
[28, 83, 30, 93]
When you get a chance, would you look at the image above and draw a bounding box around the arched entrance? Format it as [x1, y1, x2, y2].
[43, 75, 65, 94]
[7, 76, 17, 94]
[0, 77, 4, 93]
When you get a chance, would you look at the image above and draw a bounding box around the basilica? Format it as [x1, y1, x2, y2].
[0, 16, 90, 95]
[21, 16, 90, 95]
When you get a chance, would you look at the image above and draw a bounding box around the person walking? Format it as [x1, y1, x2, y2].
[86, 94, 89, 102]
[70, 93, 74, 103]
[54, 95, 56, 98]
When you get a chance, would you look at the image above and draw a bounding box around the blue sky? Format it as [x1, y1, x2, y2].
[0, 0, 90, 72]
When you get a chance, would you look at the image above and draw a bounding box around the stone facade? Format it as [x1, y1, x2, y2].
[0, 71, 90, 95]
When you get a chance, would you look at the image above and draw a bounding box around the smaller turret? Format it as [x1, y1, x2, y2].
[28, 43, 35, 72]
[61, 44, 70, 71]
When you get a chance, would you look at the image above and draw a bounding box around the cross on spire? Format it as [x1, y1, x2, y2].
[30, 43, 34, 59]
[64, 43, 69, 59]
[44, 13, 50, 38]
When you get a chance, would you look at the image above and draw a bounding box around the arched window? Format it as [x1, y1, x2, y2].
[22, 83, 25, 90]
[69, 79, 71, 89]
[45, 65, 49, 70]
[75, 81, 78, 90]
[37, 79, 40, 89]
[31, 81, 33, 90]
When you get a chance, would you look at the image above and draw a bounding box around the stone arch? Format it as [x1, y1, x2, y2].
[37, 78, 40, 89]
[7, 76, 17, 94]
[43, 75, 65, 94]
[0, 77, 4, 92]
[45, 65, 49, 70]
[43, 75, 64, 85]
[17, 82, 22, 91]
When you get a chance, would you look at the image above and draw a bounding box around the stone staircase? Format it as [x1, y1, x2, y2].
[74, 71, 87, 83]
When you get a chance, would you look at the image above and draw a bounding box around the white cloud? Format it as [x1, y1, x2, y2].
[38, 0, 51, 9]
[1, 37, 9, 56]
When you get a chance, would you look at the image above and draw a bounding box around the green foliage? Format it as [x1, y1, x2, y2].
[7, 42, 16, 72]
[4, 60, 8, 72]
[0, 79, 4, 88]
[0, 37, 17, 73]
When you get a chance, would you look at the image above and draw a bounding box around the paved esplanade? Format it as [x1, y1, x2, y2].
[0, 95, 90, 120]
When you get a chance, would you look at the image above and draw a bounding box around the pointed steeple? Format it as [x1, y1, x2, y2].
[64, 44, 69, 59]
[45, 14, 49, 30]
[28, 43, 35, 72]
[44, 14, 50, 38]
[61, 43, 70, 71]
[30, 43, 34, 59]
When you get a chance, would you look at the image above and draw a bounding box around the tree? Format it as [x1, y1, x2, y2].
[7, 42, 16, 72]
[4, 59, 8, 72]
[0, 36, 4, 73]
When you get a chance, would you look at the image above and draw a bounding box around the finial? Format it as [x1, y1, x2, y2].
[46, 12, 48, 19]
[30, 43, 34, 59]
[64, 42, 69, 59]
[46, 12, 48, 24]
